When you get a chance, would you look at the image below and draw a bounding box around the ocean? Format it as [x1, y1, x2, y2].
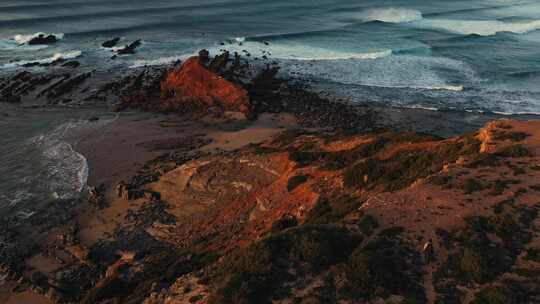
[1, 0, 540, 216]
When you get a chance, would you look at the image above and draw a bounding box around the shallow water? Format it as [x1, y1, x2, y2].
[0, 104, 113, 219]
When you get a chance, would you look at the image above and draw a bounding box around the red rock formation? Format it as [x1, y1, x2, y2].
[160, 57, 253, 118]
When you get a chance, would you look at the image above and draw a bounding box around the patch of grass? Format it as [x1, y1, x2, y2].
[467, 153, 500, 168]
[459, 247, 488, 283]
[496, 145, 533, 158]
[524, 248, 540, 262]
[514, 187, 528, 197]
[270, 216, 298, 233]
[335, 234, 425, 302]
[189, 295, 204, 303]
[461, 178, 487, 194]
[305, 196, 363, 225]
[208, 226, 361, 304]
[511, 166, 526, 175]
[344, 136, 481, 192]
[358, 215, 379, 236]
[429, 175, 453, 188]
[492, 131, 530, 142]
[472, 287, 509, 304]
[495, 122, 513, 129]
[287, 175, 309, 192]
[529, 184, 540, 192]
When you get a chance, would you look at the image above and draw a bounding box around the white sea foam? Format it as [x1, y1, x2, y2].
[13, 32, 64, 44]
[1, 50, 82, 69]
[281, 53, 473, 94]
[0, 39, 48, 51]
[356, 7, 423, 23]
[408, 105, 439, 111]
[211, 41, 392, 61]
[30, 121, 89, 200]
[419, 19, 540, 36]
[129, 54, 193, 68]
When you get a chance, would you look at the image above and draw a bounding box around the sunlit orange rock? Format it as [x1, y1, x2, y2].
[160, 56, 253, 118]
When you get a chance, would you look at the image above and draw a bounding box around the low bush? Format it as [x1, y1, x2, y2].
[209, 226, 361, 304]
[461, 178, 487, 194]
[305, 196, 363, 225]
[496, 145, 533, 158]
[287, 175, 309, 192]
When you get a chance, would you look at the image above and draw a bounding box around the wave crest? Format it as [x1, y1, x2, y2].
[1, 50, 82, 69]
[210, 41, 392, 61]
[358, 8, 423, 23]
[13, 32, 64, 44]
[420, 19, 540, 36]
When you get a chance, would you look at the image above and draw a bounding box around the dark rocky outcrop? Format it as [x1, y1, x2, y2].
[117, 39, 142, 55]
[101, 37, 120, 48]
[27, 34, 58, 45]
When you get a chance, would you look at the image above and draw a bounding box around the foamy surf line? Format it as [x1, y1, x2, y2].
[129, 53, 193, 68]
[285, 49, 392, 61]
[213, 41, 394, 61]
[0, 50, 82, 69]
[356, 7, 423, 23]
[14, 32, 64, 44]
[418, 18, 540, 36]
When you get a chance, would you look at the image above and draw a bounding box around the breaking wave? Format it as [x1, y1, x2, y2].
[1, 50, 82, 69]
[419, 19, 540, 36]
[356, 7, 423, 23]
[211, 41, 392, 61]
[129, 54, 192, 68]
[13, 32, 64, 44]
[30, 121, 90, 200]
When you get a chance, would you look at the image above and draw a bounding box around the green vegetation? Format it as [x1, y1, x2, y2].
[287, 175, 309, 192]
[208, 226, 361, 304]
[305, 195, 363, 225]
[529, 184, 540, 192]
[492, 130, 530, 142]
[344, 136, 481, 191]
[358, 214, 379, 236]
[496, 144, 533, 158]
[270, 216, 298, 233]
[335, 233, 425, 302]
[189, 295, 204, 303]
[461, 178, 487, 194]
[472, 287, 509, 304]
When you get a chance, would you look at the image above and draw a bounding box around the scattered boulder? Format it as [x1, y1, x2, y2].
[27, 34, 57, 45]
[102, 37, 120, 48]
[62, 61, 80, 68]
[117, 39, 142, 55]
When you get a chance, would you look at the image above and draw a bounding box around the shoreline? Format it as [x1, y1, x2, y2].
[1, 53, 540, 303]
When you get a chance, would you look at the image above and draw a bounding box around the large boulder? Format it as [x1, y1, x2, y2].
[160, 56, 253, 119]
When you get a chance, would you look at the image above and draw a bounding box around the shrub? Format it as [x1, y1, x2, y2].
[358, 215, 379, 236]
[472, 287, 509, 304]
[287, 175, 309, 192]
[210, 226, 361, 304]
[461, 178, 486, 194]
[529, 184, 540, 192]
[496, 145, 532, 158]
[460, 247, 487, 282]
[270, 216, 298, 233]
[336, 236, 425, 302]
[305, 196, 362, 225]
[492, 131, 529, 142]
